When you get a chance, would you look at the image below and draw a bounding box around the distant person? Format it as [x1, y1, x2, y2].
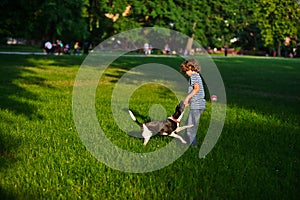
[144, 42, 149, 55]
[148, 44, 152, 55]
[59, 40, 63, 53]
[44, 41, 52, 54]
[83, 41, 90, 54]
[55, 40, 63, 55]
[224, 46, 228, 56]
[73, 42, 80, 55]
[164, 44, 170, 54]
[64, 44, 70, 54]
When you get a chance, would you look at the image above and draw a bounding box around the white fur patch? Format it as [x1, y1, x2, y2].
[142, 124, 152, 138]
[142, 124, 153, 145]
[177, 111, 185, 122]
[128, 110, 136, 121]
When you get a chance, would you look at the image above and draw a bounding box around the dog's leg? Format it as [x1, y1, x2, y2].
[142, 124, 153, 146]
[143, 137, 151, 145]
[177, 111, 185, 122]
[168, 132, 187, 143]
[175, 124, 194, 132]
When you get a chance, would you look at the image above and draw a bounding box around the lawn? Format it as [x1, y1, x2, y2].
[0, 54, 299, 199]
[0, 44, 42, 52]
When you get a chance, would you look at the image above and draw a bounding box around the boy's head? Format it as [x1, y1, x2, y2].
[180, 59, 201, 73]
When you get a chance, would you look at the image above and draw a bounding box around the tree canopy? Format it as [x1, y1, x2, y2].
[254, 0, 300, 55]
[1, 0, 299, 54]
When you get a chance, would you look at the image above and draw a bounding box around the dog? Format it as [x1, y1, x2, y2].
[128, 101, 193, 145]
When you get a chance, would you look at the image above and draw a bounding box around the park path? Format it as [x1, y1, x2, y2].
[0, 51, 44, 55]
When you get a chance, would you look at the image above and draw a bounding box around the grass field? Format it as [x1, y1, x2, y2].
[0, 54, 299, 199]
[0, 44, 42, 52]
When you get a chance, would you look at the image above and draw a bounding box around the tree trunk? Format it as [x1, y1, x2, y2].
[277, 42, 281, 57]
[185, 22, 197, 54]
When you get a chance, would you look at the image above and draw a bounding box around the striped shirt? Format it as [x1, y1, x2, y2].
[188, 73, 206, 110]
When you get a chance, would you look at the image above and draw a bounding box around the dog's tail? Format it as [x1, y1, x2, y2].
[128, 110, 142, 126]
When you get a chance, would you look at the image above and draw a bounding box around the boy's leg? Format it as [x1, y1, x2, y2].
[185, 109, 203, 146]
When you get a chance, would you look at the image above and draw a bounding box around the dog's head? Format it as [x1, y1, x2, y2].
[172, 101, 185, 119]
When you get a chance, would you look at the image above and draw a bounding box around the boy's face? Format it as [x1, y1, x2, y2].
[185, 70, 193, 77]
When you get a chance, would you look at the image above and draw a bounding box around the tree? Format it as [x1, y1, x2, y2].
[92, 0, 211, 50]
[34, 0, 89, 43]
[173, 1, 209, 46]
[204, 0, 259, 49]
[82, 0, 115, 45]
[254, 0, 300, 56]
[0, 0, 89, 45]
[1, 0, 298, 56]
[0, 0, 39, 43]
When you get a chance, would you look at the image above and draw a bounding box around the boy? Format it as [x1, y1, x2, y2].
[180, 59, 206, 146]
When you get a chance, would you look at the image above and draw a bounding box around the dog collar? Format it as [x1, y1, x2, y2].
[169, 117, 180, 124]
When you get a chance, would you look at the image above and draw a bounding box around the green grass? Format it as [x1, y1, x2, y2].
[0, 54, 299, 199]
[0, 44, 42, 52]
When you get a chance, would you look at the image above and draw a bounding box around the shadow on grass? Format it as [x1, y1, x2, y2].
[0, 54, 85, 197]
[0, 116, 22, 199]
[0, 57, 43, 119]
[0, 187, 17, 200]
[0, 54, 85, 119]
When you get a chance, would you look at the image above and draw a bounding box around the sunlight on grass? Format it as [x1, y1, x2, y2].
[0, 55, 299, 199]
[27, 58, 56, 66]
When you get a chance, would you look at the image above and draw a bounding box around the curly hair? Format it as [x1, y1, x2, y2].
[180, 59, 201, 73]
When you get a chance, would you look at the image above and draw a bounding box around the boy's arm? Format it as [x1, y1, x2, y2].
[184, 83, 200, 106]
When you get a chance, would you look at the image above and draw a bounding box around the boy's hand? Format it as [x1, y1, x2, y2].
[183, 99, 189, 106]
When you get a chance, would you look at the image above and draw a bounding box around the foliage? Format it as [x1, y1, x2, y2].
[254, 0, 300, 54]
[0, 0, 299, 53]
[0, 0, 89, 44]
